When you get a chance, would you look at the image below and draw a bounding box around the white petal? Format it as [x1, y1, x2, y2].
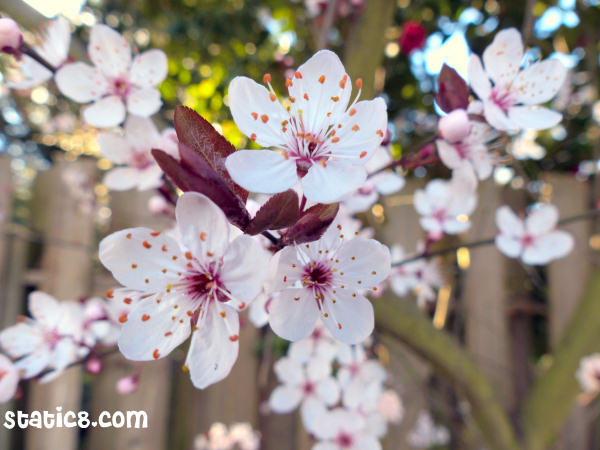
[97, 133, 131, 164]
[124, 115, 161, 151]
[495, 205, 525, 235]
[495, 235, 522, 258]
[129, 49, 167, 88]
[507, 106, 562, 131]
[0, 355, 18, 403]
[55, 62, 107, 102]
[313, 443, 338, 450]
[221, 235, 268, 305]
[482, 28, 523, 86]
[274, 356, 305, 385]
[175, 192, 230, 258]
[126, 87, 162, 117]
[28, 291, 61, 327]
[0, 323, 43, 358]
[269, 385, 303, 413]
[468, 54, 491, 99]
[186, 304, 240, 389]
[483, 99, 516, 131]
[89, 24, 131, 78]
[337, 237, 391, 287]
[49, 338, 78, 373]
[321, 291, 374, 345]
[269, 288, 320, 342]
[227, 76, 289, 148]
[99, 227, 185, 292]
[302, 160, 367, 204]
[443, 219, 471, 234]
[372, 171, 404, 195]
[522, 231, 574, 265]
[436, 139, 464, 170]
[103, 167, 142, 191]
[15, 349, 51, 379]
[83, 95, 126, 127]
[136, 164, 164, 191]
[225, 150, 297, 194]
[316, 376, 340, 406]
[354, 434, 382, 450]
[512, 59, 567, 105]
[526, 203, 559, 235]
[301, 397, 328, 434]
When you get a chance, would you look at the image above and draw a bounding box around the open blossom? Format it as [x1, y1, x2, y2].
[495, 203, 574, 265]
[312, 408, 382, 450]
[56, 24, 167, 127]
[8, 16, 70, 89]
[225, 50, 388, 204]
[0, 292, 84, 382]
[576, 354, 600, 393]
[99, 192, 268, 389]
[98, 116, 178, 191]
[0, 354, 18, 403]
[269, 220, 391, 345]
[468, 28, 567, 131]
[269, 356, 339, 432]
[288, 322, 340, 364]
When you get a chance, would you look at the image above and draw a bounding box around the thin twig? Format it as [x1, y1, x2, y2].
[20, 42, 57, 74]
[316, 0, 339, 49]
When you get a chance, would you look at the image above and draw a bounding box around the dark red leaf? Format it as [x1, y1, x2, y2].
[436, 64, 469, 113]
[281, 203, 339, 245]
[245, 190, 300, 235]
[174, 106, 248, 202]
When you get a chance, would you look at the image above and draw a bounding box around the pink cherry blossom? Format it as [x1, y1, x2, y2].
[55, 24, 167, 127]
[99, 192, 268, 389]
[468, 28, 567, 131]
[225, 50, 388, 203]
[116, 374, 139, 395]
[269, 220, 391, 344]
[98, 116, 178, 191]
[377, 389, 404, 424]
[312, 408, 382, 450]
[576, 354, 600, 393]
[495, 203, 574, 265]
[0, 354, 18, 404]
[287, 322, 339, 363]
[438, 109, 471, 143]
[194, 422, 260, 450]
[0, 18, 22, 55]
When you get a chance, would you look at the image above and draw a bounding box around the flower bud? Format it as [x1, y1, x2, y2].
[116, 374, 139, 395]
[0, 18, 22, 55]
[85, 357, 103, 375]
[438, 109, 471, 144]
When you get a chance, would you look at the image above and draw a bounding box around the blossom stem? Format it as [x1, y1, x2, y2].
[261, 230, 280, 246]
[20, 41, 57, 74]
[392, 208, 600, 266]
[368, 136, 437, 177]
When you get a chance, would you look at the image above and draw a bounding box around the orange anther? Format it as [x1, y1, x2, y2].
[339, 75, 348, 89]
[269, 93, 277, 102]
[331, 137, 340, 143]
[238, 302, 246, 310]
[142, 314, 150, 322]
[229, 334, 239, 342]
[318, 75, 326, 84]
[185, 251, 193, 260]
[106, 289, 114, 299]
[349, 108, 356, 116]
[285, 78, 293, 87]
[251, 112, 258, 120]
[250, 133, 257, 141]
[126, 233, 132, 239]
[352, 124, 360, 131]
[376, 129, 384, 137]
[304, 93, 309, 101]
[331, 96, 339, 102]
[200, 232, 207, 241]
[320, 160, 327, 168]
[150, 231, 161, 237]
[360, 151, 367, 158]
[164, 331, 172, 337]
[295, 71, 302, 79]
[124, 297, 132, 304]
[142, 240, 152, 249]
[119, 313, 128, 323]
[152, 349, 160, 359]
[220, 311, 226, 318]
[355, 78, 363, 89]
[261, 114, 269, 123]
[263, 73, 272, 83]
[131, 264, 138, 269]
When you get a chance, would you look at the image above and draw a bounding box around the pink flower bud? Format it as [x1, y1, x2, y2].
[85, 358, 103, 375]
[116, 375, 139, 395]
[0, 18, 22, 54]
[148, 195, 170, 215]
[438, 109, 471, 144]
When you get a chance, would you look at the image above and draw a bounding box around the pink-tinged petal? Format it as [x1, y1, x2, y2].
[507, 106, 562, 131]
[99, 227, 185, 292]
[269, 385, 303, 413]
[129, 49, 167, 88]
[103, 167, 143, 191]
[0, 354, 18, 403]
[470, 147, 493, 180]
[483, 99, 516, 130]
[330, 98, 388, 162]
[288, 50, 352, 132]
[512, 59, 567, 105]
[15, 349, 51, 379]
[118, 294, 191, 361]
[227, 76, 289, 148]
[526, 203, 559, 235]
[269, 288, 320, 342]
[55, 62, 107, 102]
[495, 235, 522, 258]
[273, 356, 304, 385]
[482, 28, 523, 86]
[97, 133, 131, 164]
[136, 164, 164, 191]
[0, 323, 43, 358]
[437, 139, 463, 170]
[495, 205, 525, 236]
[302, 160, 367, 204]
[468, 55, 491, 100]
[124, 115, 161, 151]
[272, 246, 305, 291]
[83, 95, 126, 127]
[175, 192, 230, 258]
[28, 291, 61, 327]
[126, 87, 162, 117]
[89, 24, 131, 78]
[186, 303, 240, 389]
[522, 230, 574, 265]
[337, 237, 391, 287]
[221, 235, 268, 305]
[225, 149, 297, 194]
[321, 291, 374, 344]
[316, 376, 340, 406]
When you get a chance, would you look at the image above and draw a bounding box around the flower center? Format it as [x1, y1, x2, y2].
[130, 151, 153, 170]
[301, 381, 316, 396]
[336, 432, 354, 448]
[521, 233, 535, 248]
[44, 329, 62, 350]
[111, 77, 131, 99]
[302, 261, 334, 297]
[0, 369, 6, 381]
[183, 263, 228, 304]
[490, 86, 515, 112]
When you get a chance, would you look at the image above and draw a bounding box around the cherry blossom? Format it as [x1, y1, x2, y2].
[8, 16, 70, 89]
[0, 354, 18, 404]
[576, 354, 600, 394]
[56, 24, 167, 127]
[407, 411, 450, 449]
[194, 422, 260, 450]
[269, 220, 391, 344]
[468, 28, 567, 131]
[0, 291, 84, 382]
[495, 203, 574, 265]
[287, 322, 340, 364]
[225, 50, 388, 203]
[98, 192, 268, 389]
[311, 408, 382, 450]
[98, 116, 178, 191]
[269, 356, 340, 432]
[116, 374, 139, 395]
[377, 390, 404, 424]
[0, 18, 22, 55]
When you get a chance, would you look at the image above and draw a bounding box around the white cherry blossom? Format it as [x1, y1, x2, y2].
[99, 192, 268, 389]
[407, 411, 450, 448]
[56, 24, 167, 127]
[98, 116, 178, 191]
[225, 50, 388, 203]
[495, 203, 574, 265]
[0, 354, 18, 404]
[312, 408, 382, 450]
[287, 322, 340, 364]
[269, 220, 391, 344]
[468, 28, 567, 131]
[576, 354, 600, 394]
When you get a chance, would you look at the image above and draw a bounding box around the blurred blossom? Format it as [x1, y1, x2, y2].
[407, 411, 450, 448]
[116, 374, 139, 395]
[509, 130, 546, 160]
[576, 354, 600, 394]
[399, 21, 426, 55]
[0, 354, 18, 404]
[194, 422, 260, 450]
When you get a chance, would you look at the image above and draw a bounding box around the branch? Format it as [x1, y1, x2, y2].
[20, 42, 57, 73]
[374, 297, 520, 450]
[521, 269, 600, 450]
[316, 0, 339, 49]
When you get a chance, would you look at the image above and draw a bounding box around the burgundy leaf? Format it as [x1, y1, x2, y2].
[245, 190, 300, 235]
[281, 203, 339, 245]
[436, 64, 469, 113]
[174, 105, 248, 202]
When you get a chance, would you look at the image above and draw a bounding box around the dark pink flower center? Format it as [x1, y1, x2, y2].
[130, 151, 153, 170]
[336, 432, 354, 448]
[302, 261, 334, 298]
[521, 233, 535, 248]
[490, 86, 515, 112]
[111, 77, 131, 99]
[44, 329, 62, 350]
[184, 264, 227, 304]
[302, 381, 316, 396]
